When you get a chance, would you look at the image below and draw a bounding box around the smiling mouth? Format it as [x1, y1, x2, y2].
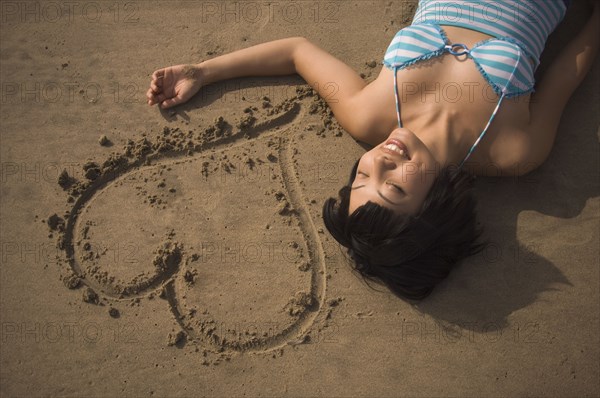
[382, 139, 410, 160]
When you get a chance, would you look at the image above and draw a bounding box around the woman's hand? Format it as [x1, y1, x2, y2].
[146, 64, 203, 109]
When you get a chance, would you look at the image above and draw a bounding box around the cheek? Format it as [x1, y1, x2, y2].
[401, 163, 422, 185]
[402, 164, 436, 196]
[348, 192, 362, 215]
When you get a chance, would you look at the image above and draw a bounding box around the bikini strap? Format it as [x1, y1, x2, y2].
[393, 65, 403, 128]
[458, 93, 506, 169]
[459, 46, 522, 169]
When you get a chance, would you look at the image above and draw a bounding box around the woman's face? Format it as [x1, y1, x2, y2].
[349, 128, 440, 215]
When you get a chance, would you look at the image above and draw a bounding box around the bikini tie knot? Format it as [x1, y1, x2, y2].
[445, 43, 470, 56]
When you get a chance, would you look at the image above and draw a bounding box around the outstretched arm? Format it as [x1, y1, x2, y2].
[525, 2, 600, 171]
[147, 37, 371, 139]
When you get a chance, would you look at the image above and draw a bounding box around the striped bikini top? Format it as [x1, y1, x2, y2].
[383, 0, 568, 167]
[384, 24, 534, 98]
[413, 0, 569, 68]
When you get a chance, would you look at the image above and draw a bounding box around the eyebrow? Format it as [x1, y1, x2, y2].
[351, 185, 401, 205]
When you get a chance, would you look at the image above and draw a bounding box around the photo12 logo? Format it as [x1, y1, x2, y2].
[1, 161, 80, 185]
[0, 241, 61, 266]
[1, 321, 139, 344]
[1, 2, 140, 24]
[1, 81, 144, 105]
[199, 2, 339, 25]
[400, 320, 541, 344]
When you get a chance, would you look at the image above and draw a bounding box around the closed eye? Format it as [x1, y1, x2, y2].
[357, 171, 404, 194]
[387, 183, 404, 193]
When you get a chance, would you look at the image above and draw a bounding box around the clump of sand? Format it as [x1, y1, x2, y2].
[152, 241, 182, 273]
[285, 291, 314, 316]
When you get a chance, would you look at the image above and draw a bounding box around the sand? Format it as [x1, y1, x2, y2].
[1, 1, 598, 397]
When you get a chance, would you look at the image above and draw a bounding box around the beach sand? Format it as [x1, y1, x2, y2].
[1, 1, 598, 396]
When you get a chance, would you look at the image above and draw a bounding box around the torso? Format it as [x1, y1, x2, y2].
[362, 25, 534, 176]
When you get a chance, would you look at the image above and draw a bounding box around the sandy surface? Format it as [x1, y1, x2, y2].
[1, 1, 599, 397]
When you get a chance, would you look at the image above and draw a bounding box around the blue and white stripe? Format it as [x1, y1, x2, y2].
[412, 0, 568, 69]
[383, 23, 533, 97]
[469, 39, 534, 95]
[383, 24, 447, 66]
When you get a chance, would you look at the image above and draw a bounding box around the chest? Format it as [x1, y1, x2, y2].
[370, 60, 533, 174]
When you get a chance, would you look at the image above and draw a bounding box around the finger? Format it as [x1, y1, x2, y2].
[146, 88, 158, 104]
[150, 81, 161, 93]
[154, 93, 167, 104]
[146, 87, 164, 99]
[151, 70, 165, 89]
[160, 95, 183, 109]
[148, 92, 168, 106]
[152, 69, 164, 81]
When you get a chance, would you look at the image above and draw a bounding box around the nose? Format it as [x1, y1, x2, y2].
[374, 154, 397, 170]
[371, 155, 398, 183]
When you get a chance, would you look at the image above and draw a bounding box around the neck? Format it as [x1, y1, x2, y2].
[408, 109, 475, 169]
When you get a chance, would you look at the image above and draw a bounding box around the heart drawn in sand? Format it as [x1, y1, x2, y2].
[49, 89, 336, 355]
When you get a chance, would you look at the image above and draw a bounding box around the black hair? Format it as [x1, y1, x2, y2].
[322, 159, 484, 301]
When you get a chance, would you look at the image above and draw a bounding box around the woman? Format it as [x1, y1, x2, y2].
[146, 1, 599, 300]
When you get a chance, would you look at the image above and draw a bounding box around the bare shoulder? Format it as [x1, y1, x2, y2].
[473, 96, 543, 177]
[346, 66, 400, 146]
